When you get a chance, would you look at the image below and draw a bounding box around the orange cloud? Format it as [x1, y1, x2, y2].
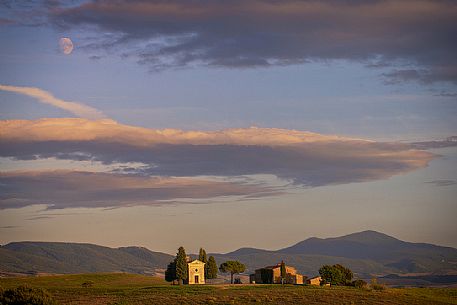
[0, 118, 434, 189]
[0, 85, 106, 120]
[0, 117, 363, 146]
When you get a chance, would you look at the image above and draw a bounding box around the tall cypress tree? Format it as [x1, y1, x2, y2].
[198, 248, 208, 278]
[280, 260, 286, 284]
[198, 248, 207, 263]
[175, 246, 188, 285]
[206, 256, 218, 279]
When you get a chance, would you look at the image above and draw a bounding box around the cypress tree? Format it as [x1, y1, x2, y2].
[199, 248, 208, 278]
[165, 260, 177, 284]
[280, 260, 286, 284]
[206, 256, 218, 279]
[175, 246, 188, 285]
[198, 248, 208, 263]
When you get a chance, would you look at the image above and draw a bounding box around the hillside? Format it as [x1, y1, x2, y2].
[0, 242, 173, 275]
[212, 231, 457, 277]
[2, 231, 457, 278]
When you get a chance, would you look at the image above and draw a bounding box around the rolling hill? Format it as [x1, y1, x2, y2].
[1, 231, 456, 279]
[0, 242, 173, 275]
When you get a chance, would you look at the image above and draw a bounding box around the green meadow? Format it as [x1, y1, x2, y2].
[1, 273, 457, 305]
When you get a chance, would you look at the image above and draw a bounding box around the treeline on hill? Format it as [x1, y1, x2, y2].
[165, 247, 246, 284]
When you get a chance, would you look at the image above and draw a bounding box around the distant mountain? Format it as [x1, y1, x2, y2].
[277, 230, 457, 273]
[0, 242, 172, 275]
[214, 231, 457, 277]
[2, 231, 457, 279]
[280, 230, 445, 258]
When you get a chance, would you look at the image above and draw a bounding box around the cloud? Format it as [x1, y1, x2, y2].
[0, 18, 14, 25]
[411, 136, 457, 149]
[0, 117, 358, 146]
[42, 0, 457, 84]
[0, 0, 58, 26]
[0, 84, 106, 119]
[0, 118, 434, 189]
[425, 179, 457, 187]
[382, 68, 457, 85]
[0, 170, 278, 209]
[433, 92, 457, 97]
[26, 216, 54, 221]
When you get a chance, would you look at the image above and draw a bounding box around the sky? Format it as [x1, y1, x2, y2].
[0, 0, 456, 254]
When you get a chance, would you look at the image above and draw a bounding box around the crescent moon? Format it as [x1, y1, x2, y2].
[59, 37, 74, 55]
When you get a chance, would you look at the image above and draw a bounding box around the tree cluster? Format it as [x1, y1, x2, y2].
[318, 264, 353, 286]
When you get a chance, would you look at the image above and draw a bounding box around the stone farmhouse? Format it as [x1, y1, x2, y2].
[250, 263, 305, 284]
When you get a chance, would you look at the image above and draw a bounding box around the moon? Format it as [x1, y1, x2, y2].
[59, 37, 74, 55]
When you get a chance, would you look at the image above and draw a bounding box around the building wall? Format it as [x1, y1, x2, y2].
[254, 269, 262, 283]
[188, 260, 205, 285]
[272, 266, 297, 284]
[272, 267, 281, 283]
[255, 268, 273, 284]
[292, 274, 304, 285]
[307, 277, 321, 286]
[249, 274, 256, 284]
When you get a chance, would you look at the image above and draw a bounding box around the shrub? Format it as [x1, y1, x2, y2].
[0, 285, 58, 305]
[352, 279, 367, 289]
[370, 278, 387, 291]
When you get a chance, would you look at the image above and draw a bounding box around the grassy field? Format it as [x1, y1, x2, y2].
[1, 273, 457, 305]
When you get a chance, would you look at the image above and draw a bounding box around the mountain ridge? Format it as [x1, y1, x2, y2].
[2, 230, 456, 277]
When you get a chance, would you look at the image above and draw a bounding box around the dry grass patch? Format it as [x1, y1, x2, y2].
[1, 274, 457, 305]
